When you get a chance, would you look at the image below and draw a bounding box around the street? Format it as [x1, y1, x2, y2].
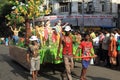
[0, 45, 120, 80]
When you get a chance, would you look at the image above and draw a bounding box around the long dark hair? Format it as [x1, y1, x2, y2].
[65, 31, 70, 36]
[31, 41, 37, 45]
[84, 34, 91, 41]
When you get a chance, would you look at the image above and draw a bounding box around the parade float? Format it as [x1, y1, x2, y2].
[6, 0, 80, 70]
[9, 36, 80, 70]
[6, 0, 50, 70]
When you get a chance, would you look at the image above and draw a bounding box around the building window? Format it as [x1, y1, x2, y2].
[78, 2, 82, 13]
[118, 4, 120, 14]
[86, 2, 94, 14]
[59, 2, 69, 12]
[100, 1, 105, 12]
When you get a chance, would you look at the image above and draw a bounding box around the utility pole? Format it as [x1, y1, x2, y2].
[69, 0, 72, 15]
[81, 0, 84, 31]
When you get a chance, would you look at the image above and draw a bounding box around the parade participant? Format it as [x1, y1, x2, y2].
[75, 34, 95, 80]
[10, 26, 21, 45]
[46, 20, 52, 34]
[57, 26, 74, 80]
[44, 23, 49, 46]
[55, 20, 68, 44]
[55, 20, 62, 44]
[27, 36, 40, 80]
[45, 20, 52, 46]
[51, 28, 58, 43]
[35, 25, 39, 37]
[56, 20, 62, 34]
[36, 22, 45, 47]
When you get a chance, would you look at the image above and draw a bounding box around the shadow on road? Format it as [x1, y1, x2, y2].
[40, 62, 81, 80]
[0, 54, 31, 80]
[87, 76, 111, 80]
[0, 54, 66, 80]
[40, 63, 65, 80]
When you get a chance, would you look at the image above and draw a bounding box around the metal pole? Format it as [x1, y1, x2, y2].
[82, 0, 84, 31]
[33, 0, 35, 35]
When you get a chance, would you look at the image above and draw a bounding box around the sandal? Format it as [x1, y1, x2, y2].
[80, 78, 84, 80]
[80, 77, 87, 80]
[83, 77, 87, 80]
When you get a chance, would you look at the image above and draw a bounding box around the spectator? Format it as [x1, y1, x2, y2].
[92, 33, 100, 64]
[108, 33, 117, 68]
[99, 31, 105, 62]
[102, 30, 111, 67]
[5, 37, 9, 46]
[1, 37, 5, 44]
[113, 29, 119, 41]
[117, 33, 120, 70]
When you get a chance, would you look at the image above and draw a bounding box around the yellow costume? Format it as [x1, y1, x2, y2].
[36, 25, 45, 46]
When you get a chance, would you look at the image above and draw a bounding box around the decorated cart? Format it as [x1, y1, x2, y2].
[9, 41, 81, 70]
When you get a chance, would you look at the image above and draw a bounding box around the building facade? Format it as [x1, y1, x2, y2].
[42, 0, 120, 28]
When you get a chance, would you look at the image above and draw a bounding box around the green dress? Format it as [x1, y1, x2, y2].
[117, 40, 120, 51]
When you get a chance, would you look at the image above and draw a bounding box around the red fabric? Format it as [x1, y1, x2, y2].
[44, 27, 48, 41]
[99, 34, 105, 42]
[62, 36, 73, 55]
[52, 31, 57, 43]
[79, 41, 93, 61]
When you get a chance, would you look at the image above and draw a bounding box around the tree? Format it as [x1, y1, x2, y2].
[6, 0, 45, 45]
[0, 0, 13, 37]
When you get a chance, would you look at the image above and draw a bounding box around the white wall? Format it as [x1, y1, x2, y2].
[51, 0, 119, 15]
[117, 0, 120, 3]
[52, 2, 60, 14]
[72, 2, 78, 13]
[112, 3, 118, 14]
[111, 0, 117, 14]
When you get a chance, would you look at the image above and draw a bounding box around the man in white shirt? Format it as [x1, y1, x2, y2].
[92, 34, 100, 65]
[114, 29, 120, 41]
[102, 30, 111, 67]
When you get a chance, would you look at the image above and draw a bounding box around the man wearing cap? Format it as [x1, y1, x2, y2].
[57, 26, 74, 80]
[27, 36, 40, 80]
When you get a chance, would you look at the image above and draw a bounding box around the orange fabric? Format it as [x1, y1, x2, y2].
[108, 38, 117, 57]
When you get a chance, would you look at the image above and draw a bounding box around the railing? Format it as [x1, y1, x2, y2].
[59, 5, 69, 12]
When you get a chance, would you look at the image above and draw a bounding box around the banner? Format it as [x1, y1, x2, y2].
[36, 15, 113, 27]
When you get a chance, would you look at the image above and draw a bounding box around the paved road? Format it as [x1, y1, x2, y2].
[0, 45, 120, 80]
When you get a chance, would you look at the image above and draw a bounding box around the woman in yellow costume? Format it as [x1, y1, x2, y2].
[35, 22, 45, 47]
[55, 20, 62, 44]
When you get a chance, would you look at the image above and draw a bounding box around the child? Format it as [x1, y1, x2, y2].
[75, 34, 96, 80]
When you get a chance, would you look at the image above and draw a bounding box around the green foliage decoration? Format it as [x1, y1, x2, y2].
[6, 0, 44, 26]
